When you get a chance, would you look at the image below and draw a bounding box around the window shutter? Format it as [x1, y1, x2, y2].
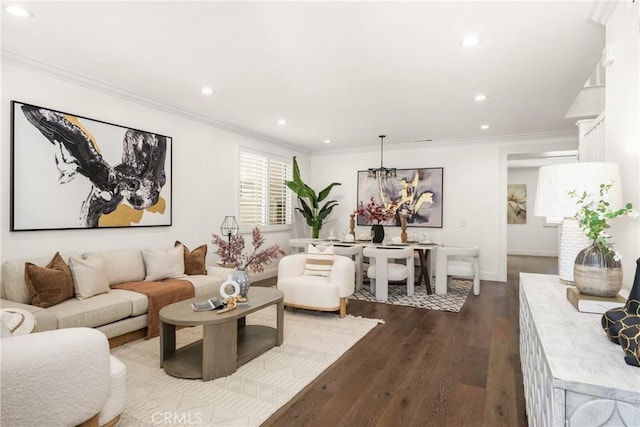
[268, 159, 292, 225]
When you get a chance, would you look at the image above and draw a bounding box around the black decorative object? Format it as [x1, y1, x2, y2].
[602, 257, 640, 367]
[371, 224, 385, 244]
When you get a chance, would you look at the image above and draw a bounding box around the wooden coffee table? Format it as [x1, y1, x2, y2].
[159, 287, 284, 381]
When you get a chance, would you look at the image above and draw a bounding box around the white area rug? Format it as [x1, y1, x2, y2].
[349, 278, 473, 312]
[112, 307, 382, 426]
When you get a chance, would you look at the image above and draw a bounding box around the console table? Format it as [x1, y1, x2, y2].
[519, 273, 640, 426]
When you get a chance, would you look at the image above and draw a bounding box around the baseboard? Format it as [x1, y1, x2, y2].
[508, 250, 558, 257]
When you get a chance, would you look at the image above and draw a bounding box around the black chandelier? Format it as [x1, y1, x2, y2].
[367, 135, 396, 179]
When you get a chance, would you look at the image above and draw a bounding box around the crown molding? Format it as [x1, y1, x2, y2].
[1, 49, 310, 155]
[585, 1, 619, 25]
[311, 130, 578, 156]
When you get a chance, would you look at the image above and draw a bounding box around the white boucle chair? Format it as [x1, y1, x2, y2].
[0, 327, 126, 427]
[435, 246, 480, 295]
[277, 253, 355, 318]
[363, 246, 415, 302]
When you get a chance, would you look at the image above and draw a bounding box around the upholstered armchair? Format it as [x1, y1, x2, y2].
[362, 246, 414, 302]
[435, 246, 480, 295]
[1, 327, 126, 427]
[277, 252, 355, 318]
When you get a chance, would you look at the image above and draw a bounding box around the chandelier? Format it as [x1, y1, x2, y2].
[368, 135, 396, 179]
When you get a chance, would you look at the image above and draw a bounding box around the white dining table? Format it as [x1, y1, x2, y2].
[288, 238, 439, 297]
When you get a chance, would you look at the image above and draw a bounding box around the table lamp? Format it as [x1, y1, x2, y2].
[534, 162, 623, 283]
[220, 216, 239, 258]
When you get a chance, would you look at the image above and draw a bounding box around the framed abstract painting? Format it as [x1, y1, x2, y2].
[356, 167, 443, 228]
[11, 101, 172, 231]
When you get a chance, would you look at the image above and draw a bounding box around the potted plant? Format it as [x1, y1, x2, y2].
[570, 183, 638, 296]
[285, 156, 341, 239]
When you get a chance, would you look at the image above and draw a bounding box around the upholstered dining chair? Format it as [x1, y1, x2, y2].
[362, 246, 414, 302]
[435, 246, 480, 295]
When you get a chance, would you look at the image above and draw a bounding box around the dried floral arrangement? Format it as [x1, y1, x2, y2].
[356, 197, 398, 224]
[211, 227, 285, 273]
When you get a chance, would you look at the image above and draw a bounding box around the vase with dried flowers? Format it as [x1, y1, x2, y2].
[356, 197, 398, 243]
[570, 183, 638, 296]
[211, 227, 285, 297]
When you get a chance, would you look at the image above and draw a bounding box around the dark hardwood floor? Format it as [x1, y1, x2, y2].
[261, 255, 558, 427]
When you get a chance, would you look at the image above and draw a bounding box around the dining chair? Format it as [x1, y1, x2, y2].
[435, 246, 480, 295]
[362, 246, 414, 302]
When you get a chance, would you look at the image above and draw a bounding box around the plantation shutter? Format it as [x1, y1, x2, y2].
[268, 159, 292, 225]
[239, 152, 268, 226]
[239, 151, 292, 227]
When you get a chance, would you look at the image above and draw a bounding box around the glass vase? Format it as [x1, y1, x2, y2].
[573, 241, 622, 297]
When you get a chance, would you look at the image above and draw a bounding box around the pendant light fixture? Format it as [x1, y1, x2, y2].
[368, 135, 397, 179]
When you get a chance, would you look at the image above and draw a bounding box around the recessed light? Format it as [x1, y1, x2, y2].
[474, 94, 488, 102]
[461, 34, 480, 47]
[323, 139, 331, 144]
[201, 87, 214, 95]
[277, 119, 287, 126]
[480, 124, 490, 130]
[6, 5, 33, 18]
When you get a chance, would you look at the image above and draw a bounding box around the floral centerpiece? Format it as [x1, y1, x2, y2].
[211, 227, 285, 273]
[570, 183, 638, 262]
[570, 182, 638, 297]
[356, 197, 398, 224]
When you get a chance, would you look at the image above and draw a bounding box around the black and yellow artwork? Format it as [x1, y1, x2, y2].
[356, 168, 443, 228]
[11, 101, 172, 230]
[507, 184, 527, 224]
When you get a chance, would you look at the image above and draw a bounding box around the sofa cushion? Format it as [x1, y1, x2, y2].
[187, 275, 224, 297]
[46, 292, 133, 329]
[24, 252, 75, 308]
[69, 255, 110, 300]
[304, 244, 334, 277]
[175, 241, 207, 275]
[108, 289, 148, 316]
[144, 246, 185, 281]
[83, 249, 146, 286]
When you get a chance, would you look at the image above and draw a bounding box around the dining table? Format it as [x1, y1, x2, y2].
[288, 238, 440, 296]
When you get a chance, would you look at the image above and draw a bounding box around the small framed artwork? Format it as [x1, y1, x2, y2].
[507, 184, 527, 224]
[356, 167, 443, 228]
[11, 101, 172, 231]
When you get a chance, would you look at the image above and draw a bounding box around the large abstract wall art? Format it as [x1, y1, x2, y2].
[356, 168, 443, 228]
[11, 101, 172, 231]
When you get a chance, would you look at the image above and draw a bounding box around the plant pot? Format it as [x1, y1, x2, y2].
[574, 241, 623, 297]
[233, 268, 251, 298]
[371, 224, 385, 244]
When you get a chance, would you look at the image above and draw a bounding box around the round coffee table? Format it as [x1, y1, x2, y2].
[159, 286, 284, 381]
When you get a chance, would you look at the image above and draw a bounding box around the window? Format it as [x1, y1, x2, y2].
[239, 151, 292, 229]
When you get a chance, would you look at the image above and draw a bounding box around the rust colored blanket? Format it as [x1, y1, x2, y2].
[112, 279, 194, 338]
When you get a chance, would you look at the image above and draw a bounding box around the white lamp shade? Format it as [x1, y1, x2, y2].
[534, 162, 623, 218]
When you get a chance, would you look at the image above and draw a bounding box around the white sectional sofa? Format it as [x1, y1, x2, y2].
[0, 247, 225, 339]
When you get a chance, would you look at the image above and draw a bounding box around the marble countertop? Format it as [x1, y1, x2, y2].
[520, 273, 640, 404]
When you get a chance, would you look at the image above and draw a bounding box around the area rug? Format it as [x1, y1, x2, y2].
[111, 307, 382, 427]
[349, 278, 473, 312]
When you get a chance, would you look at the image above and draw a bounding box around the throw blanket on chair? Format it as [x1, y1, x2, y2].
[112, 279, 194, 338]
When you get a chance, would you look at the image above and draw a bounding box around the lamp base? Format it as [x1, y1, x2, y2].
[558, 219, 589, 283]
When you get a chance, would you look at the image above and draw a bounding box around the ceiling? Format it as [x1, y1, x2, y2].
[1, 1, 604, 152]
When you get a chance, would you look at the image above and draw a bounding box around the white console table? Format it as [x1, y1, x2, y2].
[519, 273, 640, 426]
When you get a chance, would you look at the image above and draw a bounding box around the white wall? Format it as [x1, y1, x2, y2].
[1, 62, 308, 271]
[605, 2, 640, 290]
[507, 167, 558, 256]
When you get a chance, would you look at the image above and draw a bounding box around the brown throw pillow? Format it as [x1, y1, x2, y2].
[24, 252, 74, 308]
[175, 241, 207, 275]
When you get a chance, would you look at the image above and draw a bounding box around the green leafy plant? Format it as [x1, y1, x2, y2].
[570, 182, 638, 261]
[285, 156, 341, 238]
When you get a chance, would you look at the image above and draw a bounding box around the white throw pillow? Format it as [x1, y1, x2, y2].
[69, 255, 110, 299]
[304, 244, 334, 277]
[0, 308, 37, 337]
[144, 245, 186, 281]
